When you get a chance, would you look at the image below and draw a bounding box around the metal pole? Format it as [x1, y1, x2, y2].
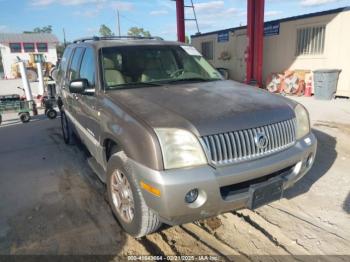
[117, 10, 121, 37]
[36, 62, 45, 96]
[190, 0, 200, 34]
[18, 61, 33, 101]
[246, 0, 254, 84]
[245, 0, 264, 88]
[256, 0, 265, 88]
[176, 0, 185, 42]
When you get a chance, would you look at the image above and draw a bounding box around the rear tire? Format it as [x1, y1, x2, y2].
[61, 111, 75, 145]
[19, 112, 31, 123]
[107, 150, 161, 237]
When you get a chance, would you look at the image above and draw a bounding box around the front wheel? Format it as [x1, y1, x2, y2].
[60, 111, 75, 145]
[19, 112, 31, 123]
[107, 151, 161, 237]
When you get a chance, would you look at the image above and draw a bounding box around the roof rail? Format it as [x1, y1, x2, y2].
[73, 35, 164, 43]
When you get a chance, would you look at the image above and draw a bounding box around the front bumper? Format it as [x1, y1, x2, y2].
[130, 133, 317, 225]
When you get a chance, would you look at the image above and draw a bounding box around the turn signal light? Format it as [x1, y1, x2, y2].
[140, 181, 161, 197]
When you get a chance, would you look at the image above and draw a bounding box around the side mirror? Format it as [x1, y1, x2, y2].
[69, 79, 89, 94]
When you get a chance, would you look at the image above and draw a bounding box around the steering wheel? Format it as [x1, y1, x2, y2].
[170, 69, 185, 78]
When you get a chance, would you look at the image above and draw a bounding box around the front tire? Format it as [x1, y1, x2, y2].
[60, 111, 75, 145]
[19, 112, 31, 123]
[107, 151, 161, 237]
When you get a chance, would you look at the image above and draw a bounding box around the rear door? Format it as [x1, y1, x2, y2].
[56, 46, 73, 106]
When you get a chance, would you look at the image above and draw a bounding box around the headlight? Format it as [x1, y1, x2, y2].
[294, 104, 310, 139]
[155, 128, 207, 169]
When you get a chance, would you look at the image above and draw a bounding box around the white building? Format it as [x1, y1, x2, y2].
[0, 33, 58, 79]
[192, 7, 350, 98]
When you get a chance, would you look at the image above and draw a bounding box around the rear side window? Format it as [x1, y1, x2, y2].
[57, 46, 73, 83]
[68, 47, 84, 82]
[79, 48, 95, 87]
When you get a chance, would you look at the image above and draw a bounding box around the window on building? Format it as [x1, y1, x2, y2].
[23, 43, 35, 53]
[36, 43, 48, 52]
[296, 25, 326, 56]
[79, 48, 96, 87]
[9, 43, 22, 53]
[201, 41, 214, 60]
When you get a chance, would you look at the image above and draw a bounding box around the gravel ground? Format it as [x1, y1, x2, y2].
[0, 95, 349, 261]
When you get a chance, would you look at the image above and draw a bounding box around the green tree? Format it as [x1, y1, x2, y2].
[24, 25, 53, 34]
[127, 27, 151, 37]
[99, 24, 114, 37]
[185, 35, 190, 44]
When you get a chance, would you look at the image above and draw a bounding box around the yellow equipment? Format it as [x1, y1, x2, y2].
[11, 54, 55, 82]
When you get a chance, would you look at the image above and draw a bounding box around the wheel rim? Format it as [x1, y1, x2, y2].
[111, 170, 135, 223]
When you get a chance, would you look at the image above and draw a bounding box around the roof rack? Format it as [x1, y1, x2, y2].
[73, 35, 164, 44]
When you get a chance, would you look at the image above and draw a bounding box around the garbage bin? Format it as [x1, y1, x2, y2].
[313, 69, 341, 100]
[216, 68, 229, 80]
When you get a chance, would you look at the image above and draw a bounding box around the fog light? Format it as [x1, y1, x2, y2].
[185, 189, 199, 203]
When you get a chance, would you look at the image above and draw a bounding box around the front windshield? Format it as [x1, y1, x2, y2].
[101, 45, 222, 90]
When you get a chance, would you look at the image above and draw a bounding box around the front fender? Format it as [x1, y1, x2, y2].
[99, 100, 163, 171]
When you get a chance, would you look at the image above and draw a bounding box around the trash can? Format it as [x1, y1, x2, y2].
[216, 68, 229, 80]
[313, 69, 341, 100]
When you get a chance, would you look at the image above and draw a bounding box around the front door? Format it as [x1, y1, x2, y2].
[74, 47, 103, 165]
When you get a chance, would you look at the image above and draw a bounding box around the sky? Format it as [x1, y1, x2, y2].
[0, 0, 349, 42]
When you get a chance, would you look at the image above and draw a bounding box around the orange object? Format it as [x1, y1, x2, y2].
[305, 81, 312, 97]
[140, 181, 161, 197]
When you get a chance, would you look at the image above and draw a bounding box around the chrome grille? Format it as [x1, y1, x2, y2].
[201, 119, 296, 166]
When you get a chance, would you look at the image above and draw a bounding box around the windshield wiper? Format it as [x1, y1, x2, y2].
[163, 77, 221, 84]
[108, 82, 163, 88]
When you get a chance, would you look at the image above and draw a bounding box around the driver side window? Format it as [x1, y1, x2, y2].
[79, 48, 96, 87]
[68, 47, 84, 82]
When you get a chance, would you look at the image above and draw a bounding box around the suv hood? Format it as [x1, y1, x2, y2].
[105, 80, 296, 136]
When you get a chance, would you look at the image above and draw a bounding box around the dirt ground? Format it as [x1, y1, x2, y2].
[0, 96, 349, 261]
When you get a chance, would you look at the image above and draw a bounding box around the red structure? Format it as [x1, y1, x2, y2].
[175, 0, 265, 87]
[176, 0, 186, 43]
[246, 0, 265, 87]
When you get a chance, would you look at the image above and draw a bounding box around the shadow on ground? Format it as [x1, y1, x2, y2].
[284, 128, 337, 199]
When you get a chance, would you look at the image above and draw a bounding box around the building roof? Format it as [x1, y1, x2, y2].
[191, 6, 350, 38]
[0, 33, 59, 43]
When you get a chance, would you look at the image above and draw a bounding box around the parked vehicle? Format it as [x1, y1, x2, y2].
[56, 36, 317, 237]
[0, 94, 33, 124]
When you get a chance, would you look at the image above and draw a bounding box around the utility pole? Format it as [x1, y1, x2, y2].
[63, 28, 67, 47]
[117, 10, 121, 36]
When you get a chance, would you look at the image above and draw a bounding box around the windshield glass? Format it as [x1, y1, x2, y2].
[101, 45, 222, 90]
